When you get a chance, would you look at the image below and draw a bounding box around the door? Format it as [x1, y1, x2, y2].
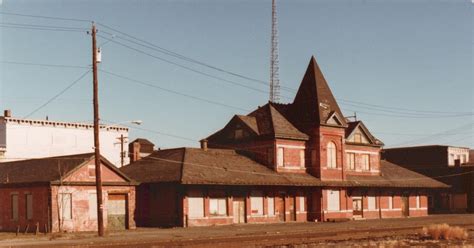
[107, 194, 128, 230]
[401, 196, 409, 217]
[352, 197, 363, 217]
[275, 196, 285, 222]
[232, 198, 246, 224]
[288, 196, 296, 221]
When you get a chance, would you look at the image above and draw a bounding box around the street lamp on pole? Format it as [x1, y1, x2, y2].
[102, 120, 142, 167]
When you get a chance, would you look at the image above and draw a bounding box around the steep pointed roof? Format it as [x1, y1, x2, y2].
[290, 56, 347, 129]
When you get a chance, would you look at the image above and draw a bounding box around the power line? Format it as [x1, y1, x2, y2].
[23, 70, 91, 118]
[0, 11, 91, 23]
[0, 22, 87, 30]
[99, 69, 250, 112]
[97, 35, 272, 96]
[0, 24, 87, 33]
[2, 61, 89, 69]
[342, 108, 474, 119]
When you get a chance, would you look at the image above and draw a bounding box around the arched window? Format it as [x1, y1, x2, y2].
[327, 142, 337, 168]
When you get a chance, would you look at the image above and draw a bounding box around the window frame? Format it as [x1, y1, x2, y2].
[347, 153, 355, 170]
[26, 193, 33, 220]
[327, 142, 337, 169]
[250, 191, 264, 216]
[209, 198, 227, 217]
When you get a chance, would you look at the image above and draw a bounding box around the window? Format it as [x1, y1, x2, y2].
[416, 196, 420, 209]
[188, 195, 204, 218]
[388, 196, 394, 209]
[362, 154, 370, 171]
[250, 191, 263, 215]
[59, 193, 72, 220]
[327, 190, 340, 211]
[26, 194, 33, 220]
[267, 197, 275, 216]
[299, 196, 305, 212]
[327, 142, 337, 168]
[299, 150, 305, 168]
[209, 198, 227, 216]
[347, 153, 355, 170]
[11, 194, 18, 220]
[368, 196, 376, 210]
[88, 165, 96, 177]
[277, 148, 284, 167]
[354, 133, 362, 143]
[234, 129, 244, 139]
[89, 193, 98, 219]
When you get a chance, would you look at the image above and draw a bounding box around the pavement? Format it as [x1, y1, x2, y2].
[0, 214, 473, 247]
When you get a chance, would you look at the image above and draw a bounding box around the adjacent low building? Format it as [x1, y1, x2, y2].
[0, 153, 137, 233]
[120, 56, 448, 227]
[383, 145, 474, 213]
[0, 110, 130, 167]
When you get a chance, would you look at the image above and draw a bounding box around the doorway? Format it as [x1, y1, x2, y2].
[401, 196, 409, 217]
[232, 197, 246, 224]
[275, 195, 285, 222]
[107, 194, 128, 230]
[288, 196, 296, 221]
[352, 196, 363, 218]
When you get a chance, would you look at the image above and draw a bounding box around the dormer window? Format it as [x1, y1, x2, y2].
[234, 129, 244, 139]
[327, 142, 337, 168]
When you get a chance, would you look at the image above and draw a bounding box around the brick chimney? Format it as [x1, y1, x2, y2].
[3, 109, 11, 118]
[200, 139, 208, 151]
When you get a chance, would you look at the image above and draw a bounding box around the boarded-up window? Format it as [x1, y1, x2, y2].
[26, 194, 33, 220]
[88, 165, 96, 177]
[299, 196, 305, 212]
[368, 196, 376, 210]
[327, 142, 337, 168]
[59, 193, 72, 220]
[347, 153, 355, 170]
[362, 155, 370, 171]
[277, 148, 284, 167]
[354, 133, 362, 143]
[188, 196, 204, 218]
[234, 129, 244, 139]
[327, 190, 340, 211]
[89, 193, 98, 219]
[388, 196, 393, 209]
[453, 193, 467, 210]
[299, 150, 305, 168]
[416, 196, 420, 209]
[209, 198, 227, 216]
[250, 191, 263, 215]
[267, 197, 275, 216]
[11, 194, 18, 220]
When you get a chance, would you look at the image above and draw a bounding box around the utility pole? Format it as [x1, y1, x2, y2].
[117, 134, 126, 167]
[91, 22, 105, 237]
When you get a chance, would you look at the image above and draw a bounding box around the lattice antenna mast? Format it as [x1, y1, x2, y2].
[270, 0, 280, 102]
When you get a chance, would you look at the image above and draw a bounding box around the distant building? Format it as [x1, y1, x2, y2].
[121, 57, 447, 227]
[129, 138, 155, 162]
[383, 145, 474, 213]
[0, 110, 130, 167]
[0, 153, 137, 233]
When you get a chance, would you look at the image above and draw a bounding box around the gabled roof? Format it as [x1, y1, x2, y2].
[0, 153, 135, 185]
[121, 148, 448, 189]
[345, 121, 384, 146]
[290, 56, 347, 129]
[248, 103, 309, 140]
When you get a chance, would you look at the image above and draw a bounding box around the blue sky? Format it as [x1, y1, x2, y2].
[1, 0, 472, 149]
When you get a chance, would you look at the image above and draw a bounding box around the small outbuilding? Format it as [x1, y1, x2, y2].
[0, 153, 137, 233]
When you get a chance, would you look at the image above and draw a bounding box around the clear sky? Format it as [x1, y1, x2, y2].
[1, 0, 473, 149]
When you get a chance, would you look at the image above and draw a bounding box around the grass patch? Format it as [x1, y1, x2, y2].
[422, 223, 468, 240]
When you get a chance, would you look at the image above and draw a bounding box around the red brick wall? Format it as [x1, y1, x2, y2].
[136, 183, 180, 227]
[307, 126, 345, 180]
[275, 139, 306, 173]
[0, 186, 50, 232]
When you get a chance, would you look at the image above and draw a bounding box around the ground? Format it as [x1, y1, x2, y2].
[0, 214, 473, 247]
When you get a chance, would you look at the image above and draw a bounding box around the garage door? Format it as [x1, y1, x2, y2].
[107, 194, 127, 230]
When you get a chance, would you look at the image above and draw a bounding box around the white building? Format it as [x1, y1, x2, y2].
[0, 110, 130, 167]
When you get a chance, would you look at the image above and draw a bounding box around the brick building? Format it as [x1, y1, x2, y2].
[0, 153, 137, 233]
[383, 145, 474, 213]
[121, 57, 447, 227]
[129, 138, 155, 162]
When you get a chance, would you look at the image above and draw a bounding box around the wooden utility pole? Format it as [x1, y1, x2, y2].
[92, 23, 105, 237]
[118, 134, 126, 167]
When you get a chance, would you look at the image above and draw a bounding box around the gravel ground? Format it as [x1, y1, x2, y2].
[0, 214, 473, 247]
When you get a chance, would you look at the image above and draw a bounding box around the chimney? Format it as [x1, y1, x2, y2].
[200, 139, 208, 151]
[3, 109, 11, 118]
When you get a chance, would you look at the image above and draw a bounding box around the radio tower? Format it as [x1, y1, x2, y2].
[270, 0, 280, 102]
